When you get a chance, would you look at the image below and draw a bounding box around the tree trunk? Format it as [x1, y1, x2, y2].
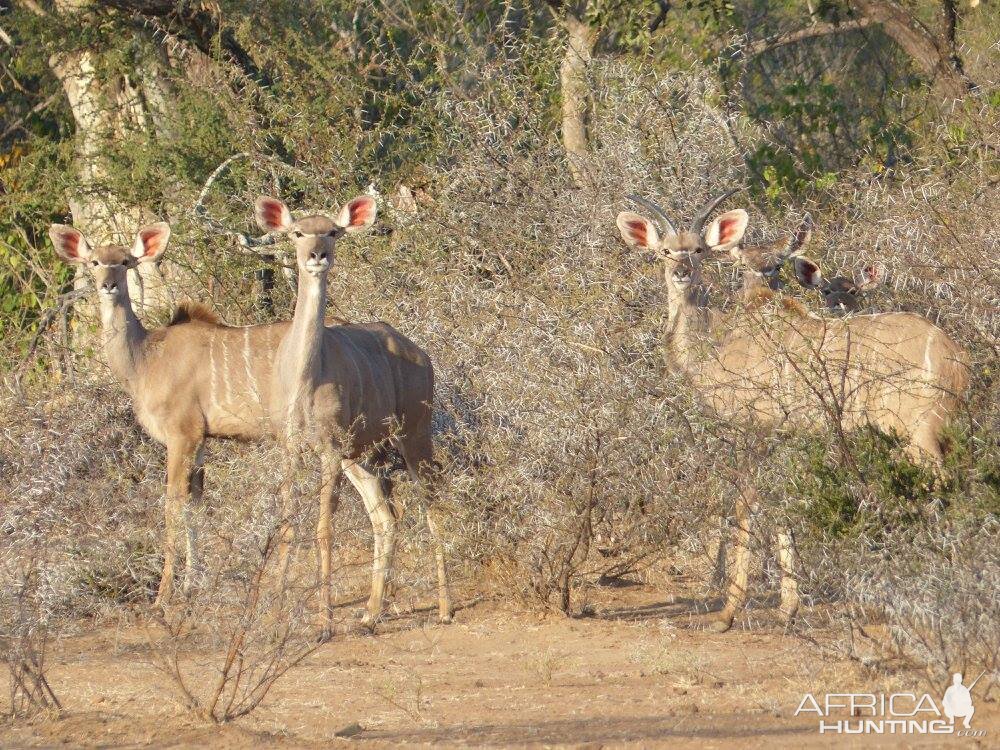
[50, 45, 171, 314]
[851, 0, 975, 100]
[560, 6, 596, 187]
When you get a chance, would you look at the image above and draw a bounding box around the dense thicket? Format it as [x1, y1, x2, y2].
[1, 0, 998, 700]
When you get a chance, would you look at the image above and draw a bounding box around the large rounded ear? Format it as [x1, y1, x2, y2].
[254, 196, 293, 232]
[49, 224, 92, 264]
[131, 222, 171, 263]
[793, 256, 823, 288]
[704, 209, 748, 251]
[855, 262, 885, 291]
[616, 211, 660, 250]
[335, 195, 377, 234]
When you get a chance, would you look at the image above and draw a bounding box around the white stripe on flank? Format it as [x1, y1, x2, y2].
[209, 331, 219, 414]
[221, 331, 232, 405]
[244, 327, 260, 405]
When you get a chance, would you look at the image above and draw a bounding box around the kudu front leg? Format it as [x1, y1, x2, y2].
[710, 485, 758, 633]
[155, 439, 202, 607]
[274, 452, 302, 592]
[315, 451, 343, 642]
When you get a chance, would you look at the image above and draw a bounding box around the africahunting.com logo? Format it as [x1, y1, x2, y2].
[795, 672, 987, 737]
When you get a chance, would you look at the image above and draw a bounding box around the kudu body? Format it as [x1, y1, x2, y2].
[49, 221, 279, 603]
[254, 196, 451, 637]
[617, 193, 969, 631]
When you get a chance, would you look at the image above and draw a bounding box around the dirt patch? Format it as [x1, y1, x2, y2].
[2, 584, 996, 748]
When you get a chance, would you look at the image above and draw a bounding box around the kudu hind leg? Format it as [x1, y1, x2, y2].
[397, 437, 453, 624]
[181, 444, 207, 596]
[776, 527, 800, 625]
[343, 460, 396, 630]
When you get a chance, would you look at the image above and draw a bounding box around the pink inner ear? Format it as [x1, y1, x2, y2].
[140, 229, 164, 257]
[349, 199, 374, 227]
[718, 217, 740, 244]
[258, 200, 287, 230]
[626, 220, 648, 247]
[60, 231, 81, 259]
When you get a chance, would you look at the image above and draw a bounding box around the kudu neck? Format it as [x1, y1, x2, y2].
[663, 279, 713, 373]
[287, 271, 329, 378]
[100, 288, 148, 390]
[277, 270, 330, 441]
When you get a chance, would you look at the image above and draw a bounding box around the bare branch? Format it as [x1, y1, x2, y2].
[192, 153, 281, 250]
[743, 18, 878, 58]
[0, 92, 60, 142]
[12, 286, 91, 390]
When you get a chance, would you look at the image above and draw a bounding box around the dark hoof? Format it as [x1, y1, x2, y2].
[438, 612, 454, 625]
[706, 617, 734, 633]
[779, 608, 799, 628]
[355, 610, 378, 635]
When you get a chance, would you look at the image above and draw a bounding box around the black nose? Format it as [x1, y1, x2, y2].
[101, 281, 118, 292]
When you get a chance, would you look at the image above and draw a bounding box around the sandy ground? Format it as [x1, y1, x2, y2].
[2, 581, 996, 749]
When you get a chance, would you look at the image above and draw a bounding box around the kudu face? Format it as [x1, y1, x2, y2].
[49, 223, 171, 306]
[254, 195, 377, 278]
[616, 192, 749, 296]
[728, 215, 814, 293]
[794, 256, 883, 313]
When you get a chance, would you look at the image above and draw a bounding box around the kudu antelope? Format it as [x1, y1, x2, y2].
[723, 211, 814, 297]
[49, 222, 243, 604]
[50, 204, 449, 632]
[253, 196, 452, 638]
[616, 192, 970, 632]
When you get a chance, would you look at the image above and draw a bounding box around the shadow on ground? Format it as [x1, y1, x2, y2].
[358, 713, 812, 746]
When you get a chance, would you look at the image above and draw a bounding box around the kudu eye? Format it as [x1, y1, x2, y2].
[91, 260, 99, 267]
[291, 230, 304, 239]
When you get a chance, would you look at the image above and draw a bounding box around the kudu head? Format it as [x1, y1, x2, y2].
[254, 195, 377, 279]
[728, 214, 813, 292]
[49, 222, 171, 307]
[793, 256, 884, 314]
[616, 191, 748, 295]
